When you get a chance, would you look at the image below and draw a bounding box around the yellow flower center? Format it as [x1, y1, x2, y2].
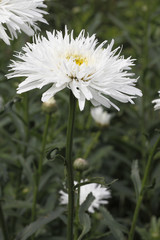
[66, 54, 88, 66]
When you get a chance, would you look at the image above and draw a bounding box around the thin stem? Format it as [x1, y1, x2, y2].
[128, 135, 160, 240]
[83, 131, 101, 159]
[66, 91, 76, 240]
[74, 172, 82, 240]
[15, 93, 30, 208]
[0, 201, 9, 240]
[31, 114, 51, 223]
[38, 114, 51, 177]
[23, 93, 30, 156]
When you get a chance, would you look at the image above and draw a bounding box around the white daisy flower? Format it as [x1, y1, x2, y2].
[59, 180, 111, 213]
[91, 106, 112, 126]
[0, 0, 48, 45]
[152, 91, 160, 111]
[7, 27, 142, 111]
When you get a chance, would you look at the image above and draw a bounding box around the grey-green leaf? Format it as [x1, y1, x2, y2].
[100, 207, 125, 240]
[78, 193, 95, 240]
[15, 207, 65, 240]
[131, 160, 142, 199]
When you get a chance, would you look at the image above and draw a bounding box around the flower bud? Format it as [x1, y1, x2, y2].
[42, 97, 57, 114]
[73, 158, 89, 172]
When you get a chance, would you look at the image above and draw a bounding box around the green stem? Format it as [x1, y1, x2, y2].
[128, 135, 160, 240]
[16, 93, 30, 204]
[83, 131, 101, 159]
[23, 93, 30, 156]
[66, 91, 76, 240]
[0, 201, 9, 240]
[140, 0, 150, 169]
[74, 172, 82, 240]
[31, 114, 51, 223]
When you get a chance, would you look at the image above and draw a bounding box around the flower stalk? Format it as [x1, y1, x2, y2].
[74, 172, 82, 240]
[23, 93, 30, 157]
[31, 113, 51, 223]
[128, 135, 160, 240]
[0, 201, 9, 240]
[66, 91, 76, 240]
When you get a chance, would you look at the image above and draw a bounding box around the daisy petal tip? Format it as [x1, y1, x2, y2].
[0, 0, 48, 44]
[41, 93, 52, 103]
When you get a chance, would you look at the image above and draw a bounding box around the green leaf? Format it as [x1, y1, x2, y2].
[4, 200, 32, 210]
[136, 227, 150, 240]
[131, 160, 142, 199]
[0, 97, 22, 116]
[74, 178, 118, 190]
[46, 148, 65, 163]
[15, 207, 65, 240]
[107, 13, 141, 54]
[100, 207, 125, 240]
[40, 238, 66, 240]
[78, 193, 95, 240]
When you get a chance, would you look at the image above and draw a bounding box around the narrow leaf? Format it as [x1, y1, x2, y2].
[15, 207, 65, 240]
[136, 227, 150, 240]
[131, 160, 142, 199]
[74, 178, 117, 190]
[100, 207, 125, 240]
[78, 193, 95, 240]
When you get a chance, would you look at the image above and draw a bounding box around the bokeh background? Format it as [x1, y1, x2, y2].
[0, 0, 160, 239]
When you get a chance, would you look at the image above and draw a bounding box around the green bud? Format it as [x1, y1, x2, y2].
[42, 97, 57, 114]
[73, 158, 89, 172]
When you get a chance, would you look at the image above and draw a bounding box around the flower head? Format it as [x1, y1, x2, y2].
[59, 180, 111, 213]
[91, 106, 112, 126]
[0, 0, 48, 45]
[7, 27, 142, 110]
[152, 91, 160, 111]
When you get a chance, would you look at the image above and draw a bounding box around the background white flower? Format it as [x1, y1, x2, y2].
[59, 180, 111, 213]
[152, 91, 160, 111]
[0, 0, 48, 45]
[91, 106, 112, 126]
[7, 27, 142, 110]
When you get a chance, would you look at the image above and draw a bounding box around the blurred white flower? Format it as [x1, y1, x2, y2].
[7, 27, 142, 111]
[152, 91, 160, 111]
[59, 180, 111, 213]
[91, 106, 112, 126]
[0, 0, 48, 45]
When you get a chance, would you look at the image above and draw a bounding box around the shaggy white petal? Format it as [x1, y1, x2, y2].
[59, 180, 111, 213]
[0, 0, 48, 45]
[7, 27, 142, 110]
[152, 91, 160, 111]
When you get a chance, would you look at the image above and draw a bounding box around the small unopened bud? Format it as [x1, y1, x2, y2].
[73, 158, 89, 172]
[42, 97, 57, 114]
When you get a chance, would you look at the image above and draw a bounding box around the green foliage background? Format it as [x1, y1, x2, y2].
[0, 0, 160, 239]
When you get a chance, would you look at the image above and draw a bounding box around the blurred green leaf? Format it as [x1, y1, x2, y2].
[40, 238, 66, 240]
[74, 178, 117, 190]
[4, 200, 32, 210]
[136, 227, 149, 240]
[100, 207, 125, 240]
[15, 207, 65, 240]
[78, 193, 95, 240]
[131, 160, 142, 199]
